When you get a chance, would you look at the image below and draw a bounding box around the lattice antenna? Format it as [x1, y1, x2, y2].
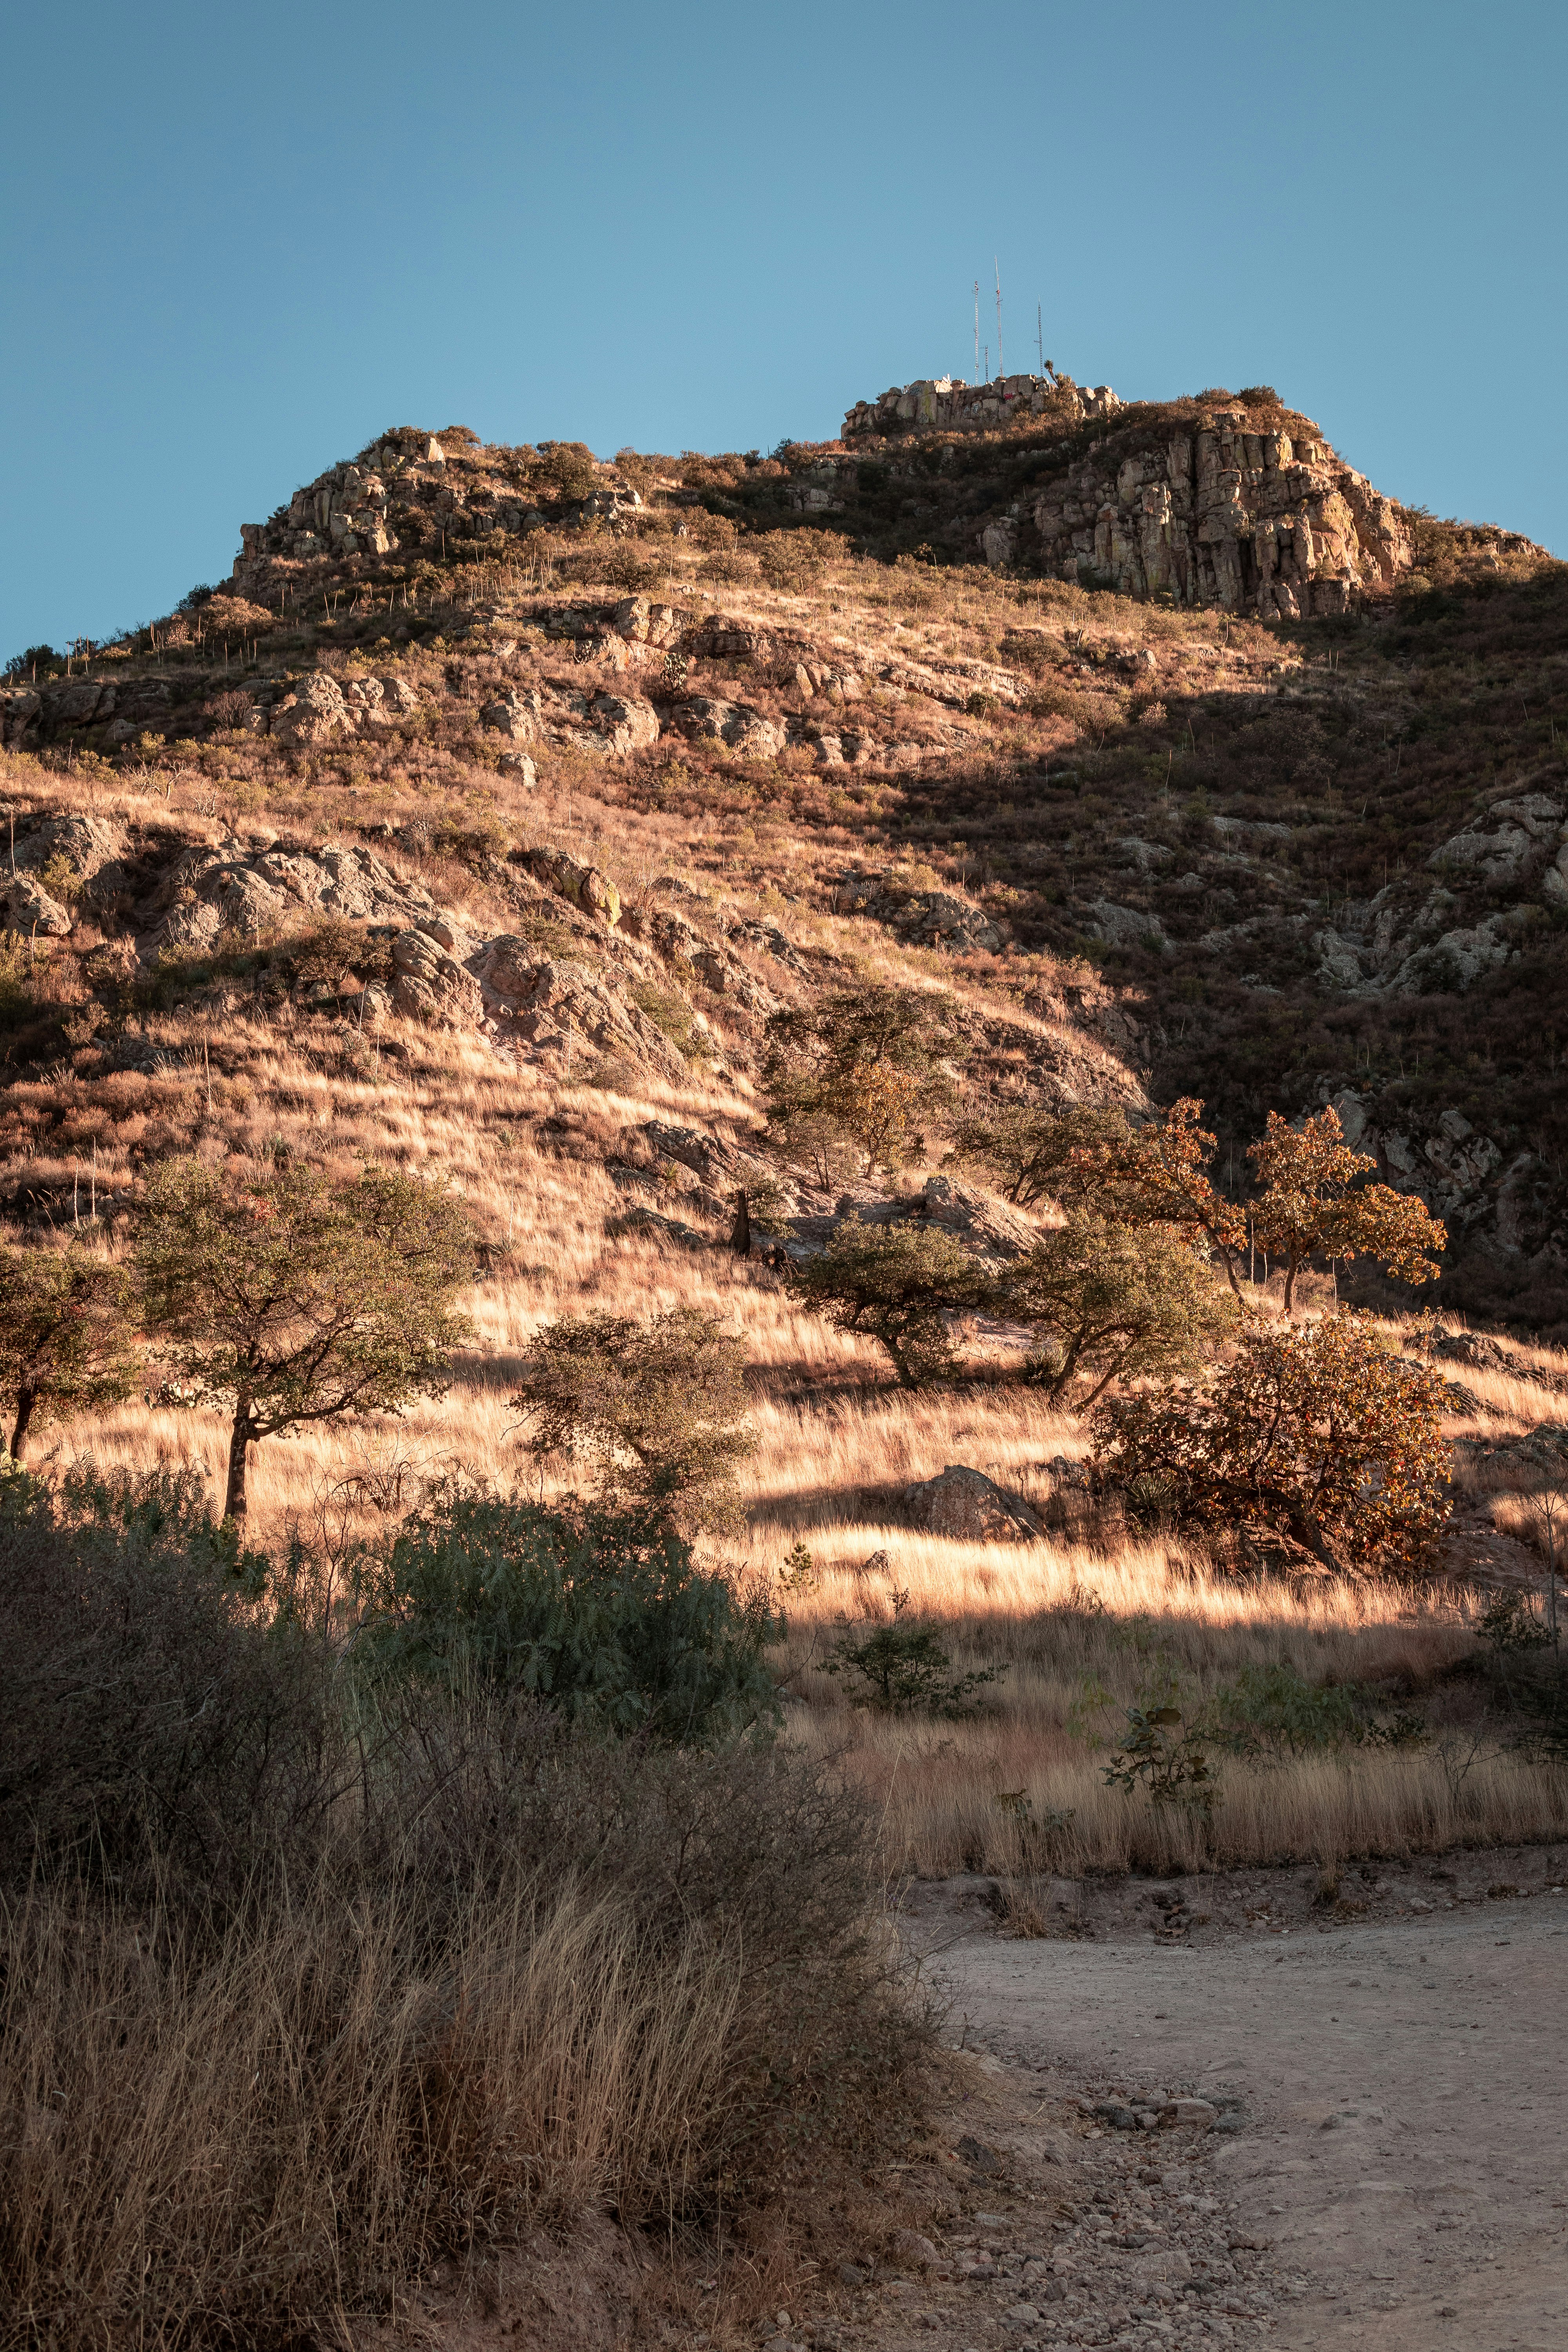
[973, 280, 980, 385]
[994, 258, 1003, 380]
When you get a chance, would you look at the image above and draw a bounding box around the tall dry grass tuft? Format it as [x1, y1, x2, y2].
[0, 1865, 735, 2348]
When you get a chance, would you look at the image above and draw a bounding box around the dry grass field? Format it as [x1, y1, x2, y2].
[34, 1114, 1568, 1885]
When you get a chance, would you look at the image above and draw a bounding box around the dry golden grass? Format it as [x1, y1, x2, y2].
[0, 1870, 736, 2345]
[47, 1232, 1568, 1882]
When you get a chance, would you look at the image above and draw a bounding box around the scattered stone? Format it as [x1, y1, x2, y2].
[1159, 2098, 1217, 2131]
[889, 2230, 940, 2269]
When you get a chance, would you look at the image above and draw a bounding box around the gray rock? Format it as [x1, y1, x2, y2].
[1, 871, 73, 936]
[269, 672, 352, 747]
[12, 813, 126, 890]
[1087, 897, 1167, 948]
[588, 691, 660, 753]
[889, 2229, 940, 2269]
[1427, 825, 1534, 882]
[671, 695, 783, 757]
[906, 1466, 1042, 1543]
[390, 929, 483, 1027]
[480, 692, 538, 742]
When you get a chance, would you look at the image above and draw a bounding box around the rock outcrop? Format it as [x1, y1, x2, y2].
[1025, 410, 1411, 616]
[844, 372, 1119, 437]
[139, 839, 439, 955]
[841, 384, 1431, 617]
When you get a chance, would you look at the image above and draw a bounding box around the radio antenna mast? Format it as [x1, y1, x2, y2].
[994, 257, 1003, 380]
[973, 281, 980, 385]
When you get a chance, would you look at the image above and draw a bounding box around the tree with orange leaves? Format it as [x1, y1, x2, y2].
[1247, 1106, 1446, 1312]
[1091, 1309, 1451, 1575]
[1065, 1097, 1247, 1293]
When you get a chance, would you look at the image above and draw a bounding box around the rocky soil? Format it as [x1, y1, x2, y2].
[752, 1861, 1568, 2352]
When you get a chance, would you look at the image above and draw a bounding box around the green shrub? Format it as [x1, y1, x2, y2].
[1004, 1214, 1238, 1407]
[359, 1487, 781, 1744]
[825, 1587, 1004, 1717]
[1206, 1662, 1425, 1758]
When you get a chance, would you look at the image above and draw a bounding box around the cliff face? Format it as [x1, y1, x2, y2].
[846, 392, 1416, 619]
[1007, 408, 1412, 621]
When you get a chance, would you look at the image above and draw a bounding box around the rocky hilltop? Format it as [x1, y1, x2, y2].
[1, 379, 1563, 1324]
[843, 369, 1122, 436]
[845, 377, 1420, 619]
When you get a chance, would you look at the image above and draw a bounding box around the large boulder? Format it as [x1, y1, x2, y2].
[481, 691, 539, 742]
[390, 928, 484, 1026]
[484, 956, 687, 1078]
[588, 692, 660, 753]
[671, 696, 784, 758]
[1, 871, 73, 936]
[143, 840, 441, 953]
[1427, 826, 1535, 884]
[1388, 920, 1512, 993]
[523, 849, 621, 927]
[12, 813, 127, 898]
[915, 1174, 1039, 1261]
[269, 673, 352, 747]
[0, 688, 42, 745]
[904, 1465, 1041, 1543]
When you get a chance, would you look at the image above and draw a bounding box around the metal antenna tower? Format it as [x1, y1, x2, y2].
[994, 258, 1003, 379]
[973, 281, 980, 385]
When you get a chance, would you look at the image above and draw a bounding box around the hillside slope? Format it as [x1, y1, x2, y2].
[2, 386, 1564, 1327]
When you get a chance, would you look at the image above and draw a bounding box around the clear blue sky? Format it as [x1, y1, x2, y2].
[4, 0, 1563, 658]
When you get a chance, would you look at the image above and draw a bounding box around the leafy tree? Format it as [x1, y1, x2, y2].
[1063, 1097, 1246, 1287]
[945, 1102, 1131, 1207]
[1247, 1105, 1446, 1311]
[0, 1242, 138, 1461]
[359, 1488, 781, 1744]
[825, 1586, 1004, 1717]
[135, 1161, 473, 1521]
[538, 440, 600, 502]
[508, 1308, 755, 1535]
[1002, 1215, 1238, 1408]
[1091, 1309, 1451, 1574]
[784, 1216, 992, 1388]
[763, 984, 962, 1179]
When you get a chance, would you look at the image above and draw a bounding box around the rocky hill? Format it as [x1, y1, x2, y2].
[2, 384, 1564, 1326]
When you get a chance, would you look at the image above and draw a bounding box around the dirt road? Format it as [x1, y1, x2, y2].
[917, 1886, 1568, 2352]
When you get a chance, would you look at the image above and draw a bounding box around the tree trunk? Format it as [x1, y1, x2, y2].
[9, 1385, 37, 1461]
[225, 1408, 257, 1520]
[1283, 1260, 1298, 1314]
[730, 1187, 751, 1258]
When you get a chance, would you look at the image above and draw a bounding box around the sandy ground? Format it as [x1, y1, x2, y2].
[902, 1875, 1568, 2352]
